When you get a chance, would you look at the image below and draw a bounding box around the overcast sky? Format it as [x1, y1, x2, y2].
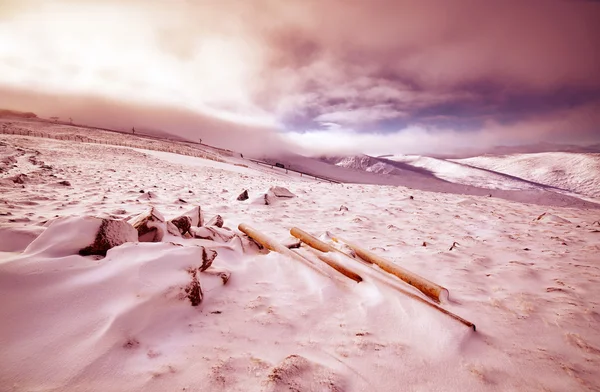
[1, 0, 599, 155]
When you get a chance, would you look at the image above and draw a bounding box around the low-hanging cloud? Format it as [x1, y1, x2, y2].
[286, 102, 600, 157]
[0, 87, 293, 157]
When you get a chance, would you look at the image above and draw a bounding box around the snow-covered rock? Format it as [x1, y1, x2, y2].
[175, 206, 204, 227]
[129, 207, 166, 242]
[169, 215, 192, 235]
[79, 219, 138, 256]
[190, 226, 237, 243]
[251, 186, 296, 205]
[269, 186, 296, 198]
[206, 214, 224, 228]
[24, 216, 137, 257]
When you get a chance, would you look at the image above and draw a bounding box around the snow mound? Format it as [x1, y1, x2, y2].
[263, 354, 345, 392]
[0, 225, 45, 252]
[0, 241, 240, 390]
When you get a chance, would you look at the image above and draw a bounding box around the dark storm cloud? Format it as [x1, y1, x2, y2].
[253, 0, 600, 141]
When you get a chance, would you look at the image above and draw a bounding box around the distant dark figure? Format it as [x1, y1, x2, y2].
[132, 127, 135, 134]
[199, 138, 202, 144]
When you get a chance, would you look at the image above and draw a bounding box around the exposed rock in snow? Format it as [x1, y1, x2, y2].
[169, 215, 192, 235]
[166, 221, 182, 236]
[58, 180, 71, 186]
[184, 267, 203, 306]
[206, 214, 224, 228]
[183, 247, 220, 305]
[237, 189, 249, 201]
[198, 246, 218, 272]
[534, 212, 571, 224]
[269, 186, 296, 198]
[176, 206, 204, 227]
[129, 207, 166, 242]
[12, 173, 27, 184]
[79, 219, 138, 256]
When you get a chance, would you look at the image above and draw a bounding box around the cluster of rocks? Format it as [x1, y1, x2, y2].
[73, 204, 271, 306]
[126, 205, 264, 254]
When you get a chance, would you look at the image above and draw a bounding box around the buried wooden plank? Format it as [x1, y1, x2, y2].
[237, 223, 358, 283]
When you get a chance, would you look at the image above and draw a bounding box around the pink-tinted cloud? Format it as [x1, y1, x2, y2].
[1, 0, 599, 155]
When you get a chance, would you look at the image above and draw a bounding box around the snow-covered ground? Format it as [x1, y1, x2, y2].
[1, 128, 600, 391]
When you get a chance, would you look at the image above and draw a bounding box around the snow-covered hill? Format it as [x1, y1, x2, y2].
[385, 155, 541, 191]
[454, 152, 600, 198]
[325, 152, 600, 202]
[323, 154, 404, 175]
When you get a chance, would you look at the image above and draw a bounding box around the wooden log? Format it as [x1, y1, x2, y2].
[292, 228, 474, 330]
[290, 227, 336, 253]
[238, 223, 359, 283]
[332, 235, 449, 303]
[289, 227, 362, 282]
[291, 227, 367, 262]
[238, 223, 330, 275]
[303, 247, 362, 283]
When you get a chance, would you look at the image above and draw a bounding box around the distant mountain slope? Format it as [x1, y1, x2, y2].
[385, 155, 541, 191]
[454, 152, 600, 198]
[321, 154, 433, 177]
[326, 154, 542, 191]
